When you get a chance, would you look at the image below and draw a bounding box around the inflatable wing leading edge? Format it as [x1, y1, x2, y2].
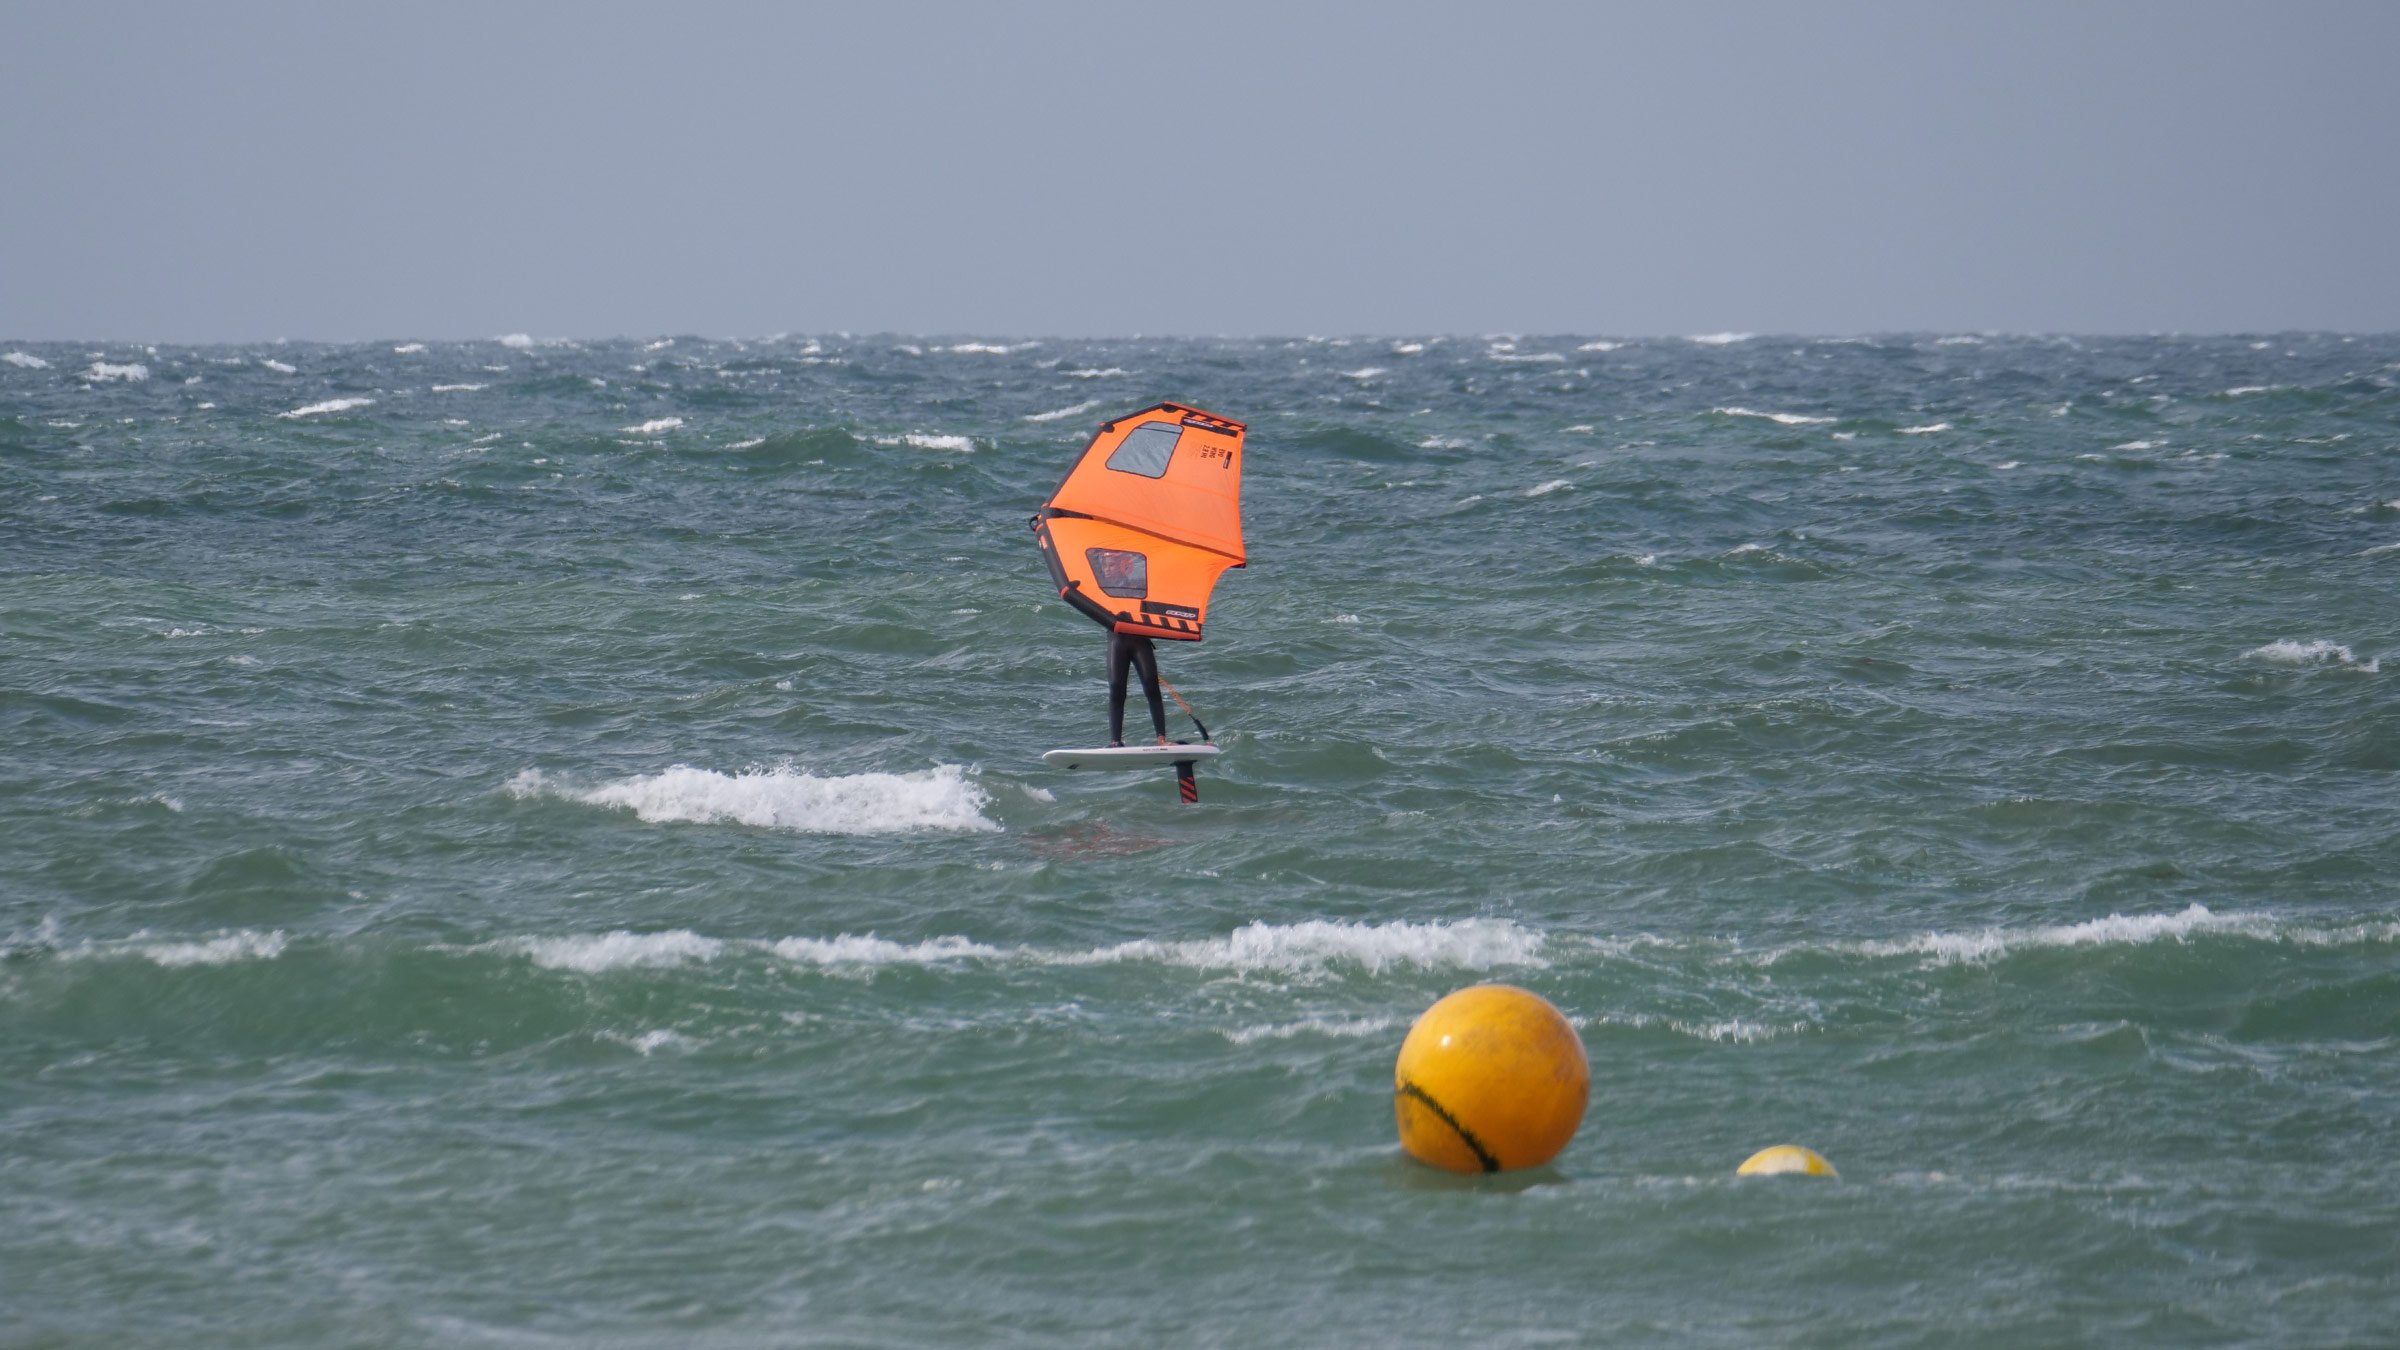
[1032, 402, 1245, 641]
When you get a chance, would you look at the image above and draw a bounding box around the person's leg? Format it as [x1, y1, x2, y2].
[1129, 638, 1168, 742]
[1106, 632, 1132, 746]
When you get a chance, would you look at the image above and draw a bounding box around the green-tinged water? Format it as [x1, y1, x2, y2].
[3, 333, 2396, 1346]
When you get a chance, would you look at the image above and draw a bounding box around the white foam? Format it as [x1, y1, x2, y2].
[1071, 917, 1547, 975]
[510, 930, 724, 972]
[1417, 436, 1471, 450]
[874, 433, 975, 453]
[85, 361, 149, 382]
[258, 358, 296, 374]
[1025, 399, 1100, 423]
[1934, 335, 1984, 346]
[111, 930, 289, 967]
[1326, 613, 1362, 624]
[2111, 440, 2159, 451]
[1726, 542, 1770, 556]
[727, 437, 766, 450]
[621, 417, 684, 435]
[510, 763, 999, 834]
[644, 338, 675, 351]
[1898, 422, 1951, 434]
[498, 333, 535, 349]
[1995, 461, 2021, 470]
[607, 1028, 699, 1055]
[2362, 541, 2400, 557]
[278, 397, 375, 419]
[945, 341, 1039, 355]
[2224, 385, 2275, 396]
[1577, 340, 1623, 352]
[1526, 479, 1572, 497]
[1062, 367, 1128, 379]
[768, 934, 1006, 966]
[1340, 367, 1387, 380]
[2245, 639, 2378, 672]
[1391, 341, 1426, 355]
[1490, 351, 1566, 364]
[1223, 1015, 1402, 1045]
[1715, 407, 1834, 425]
[431, 383, 485, 393]
[393, 342, 427, 354]
[1563, 424, 1594, 433]
[1689, 332, 1754, 345]
[1851, 904, 2264, 965]
[4, 350, 50, 369]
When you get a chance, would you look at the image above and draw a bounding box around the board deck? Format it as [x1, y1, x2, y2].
[1043, 744, 1220, 772]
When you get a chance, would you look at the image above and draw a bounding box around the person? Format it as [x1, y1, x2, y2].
[1106, 629, 1171, 747]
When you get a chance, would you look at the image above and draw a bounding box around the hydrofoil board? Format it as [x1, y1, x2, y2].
[1043, 744, 1220, 772]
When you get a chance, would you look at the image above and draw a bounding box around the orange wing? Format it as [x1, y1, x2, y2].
[1032, 402, 1245, 641]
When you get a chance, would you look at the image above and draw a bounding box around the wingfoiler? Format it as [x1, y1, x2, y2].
[1032, 402, 1246, 801]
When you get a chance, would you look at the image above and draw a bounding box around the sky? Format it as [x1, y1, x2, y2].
[4, 1, 2397, 342]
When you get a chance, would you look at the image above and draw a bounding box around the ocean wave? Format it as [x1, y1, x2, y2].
[768, 934, 1007, 966]
[1577, 340, 1623, 352]
[508, 763, 999, 834]
[1834, 904, 2299, 966]
[2245, 639, 2379, 672]
[1222, 1015, 1402, 1045]
[621, 417, 684, 435]
[1025, 400, 1100, 423]
[1525, 479, 1572, 497]
[1061, 367, 1128, 379]
[1689, 332, 1754, 345]
[430, 383, 485, 393]
[1340, 367, 1387, 380]
[279, 398, 376, 419]
[1489, 351, 1566, 364]
[1068, 917, 1548, 975]
[1898, 422, 1951, 434]
[4, 350, 50, 369]
[53, 929, 291, 967]
[1715, 407, 1834, 425]
[261, 359, 297, 374]
[498, 333, 536, 349]
[85, 361, 149, 382]
[944, 341, 1039, 355]
[392, 342, 427, 354]
[873, 432, 976, 453]
[506, 930, 724, 972]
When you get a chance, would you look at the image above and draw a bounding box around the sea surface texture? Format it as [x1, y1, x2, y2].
[4, 333, 2396, 1346]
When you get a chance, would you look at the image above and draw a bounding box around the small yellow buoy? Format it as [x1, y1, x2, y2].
[1736, 1144, 1838, 1178]
[1394, 984, 1589, 1173]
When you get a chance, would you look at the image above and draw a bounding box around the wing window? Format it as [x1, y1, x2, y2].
[1086, 548, 1149, 598]
[1106, 422, 1181, 478]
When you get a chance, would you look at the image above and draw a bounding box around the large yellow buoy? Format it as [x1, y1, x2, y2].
[1393, 984, 1588, 1173]
[1736, 1144, 1838, 1178]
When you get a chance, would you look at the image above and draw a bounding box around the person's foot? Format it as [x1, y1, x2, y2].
[1155, 735, 1171, 746]
[1107, 739, 1124, 748]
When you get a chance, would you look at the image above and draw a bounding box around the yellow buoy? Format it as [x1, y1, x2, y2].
[1393, 984, 1588, 1173]
[1736, 1144, 1838, 1178]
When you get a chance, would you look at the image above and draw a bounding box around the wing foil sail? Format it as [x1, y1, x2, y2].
[1033, 402, 1245, 641]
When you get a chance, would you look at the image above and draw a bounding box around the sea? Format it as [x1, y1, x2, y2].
[3, 332, 2395, 1347]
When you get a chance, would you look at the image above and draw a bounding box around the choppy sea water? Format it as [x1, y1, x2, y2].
[3, 332, 2396, 1346]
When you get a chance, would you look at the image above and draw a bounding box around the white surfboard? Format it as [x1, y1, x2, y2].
[1042, 744, 1220, 772]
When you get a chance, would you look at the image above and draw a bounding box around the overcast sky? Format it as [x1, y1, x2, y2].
[5, 1, 2396, 342]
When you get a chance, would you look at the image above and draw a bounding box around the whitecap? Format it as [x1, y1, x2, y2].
[1934, 335, 1984, 346]
[1848, 904, 2267, 965]
[2111, 440, 2159, 451]
[873, 433, 975, 453]
[508, 930, 725, 972]
[4, 351, 51, 369]
[430, 383, 485, 393]
[1898, 422, 1951, 435]
[1489, 351, 1567, 364]
[1715, 406, 1834, 425]
[1689, 332, 1754, 345]
[2224, 385, 2276, 396]
[944, 341, 1039, 355]
[1223, 1015, 1402, 1045]
[497, 333, 536, 349]
[1070, 917, 1547, 975]
[1340, 367, 1387, 380]
[1326, 613, 1362, 624]
[509, 763, 999, 834]
[2244, 639, 2378, 672]
[726, 437, 766, 450]
[768, 934, 1005, 965]
[85, 361, 149, 382]
[393, 342, 427, 354]
[621, 417, 684, 435]
[87, 930, 290, 967]
[1995, 461, 2021, 470]
[278, 397, 375, 419]
[1025, 399, 1100, 423]
[1576, 340, 1623, 352]
[1061, 367, 1128, 379]
[1525, 479, 1572, 497]
[1390, 341, 1426, 355]
[260, 359, 297, 374]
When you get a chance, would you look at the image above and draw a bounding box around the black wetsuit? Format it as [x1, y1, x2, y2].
[1106, 630, 1168, 745]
